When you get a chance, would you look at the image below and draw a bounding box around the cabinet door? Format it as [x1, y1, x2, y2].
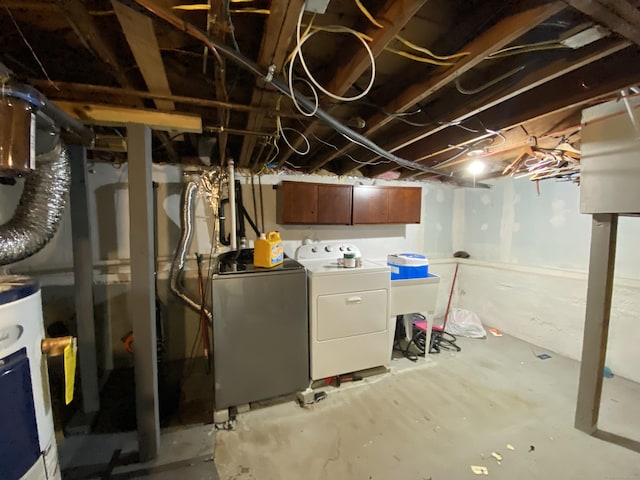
[279, 181, 318, 224]
[352, 185, 388, 224]
[388, 186, 421, 223]
[317, 184, 352, 224]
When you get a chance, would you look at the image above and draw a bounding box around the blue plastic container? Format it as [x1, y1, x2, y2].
[387, 253, 429, 280]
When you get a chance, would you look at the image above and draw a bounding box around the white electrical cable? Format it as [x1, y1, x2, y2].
[288, 4, 376, 107]
[287, 76, 319, 117]
[277, 116, 311, 155]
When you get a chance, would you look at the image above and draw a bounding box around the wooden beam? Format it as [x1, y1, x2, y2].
[0, 1, 58, 10]
[56, 0, 133, 89]
[238, 0, 305, 168]
[274, 0, 428, 169]
[28, 79, 304, 118]
[323, 0, 430, 97]
[344, 39, 630, 174]
[307, 1, 566, 172]
[377, 48, 640, 178]
[600, 0, 640, 29]
[56, 101, 202, 132]
[112, 0, 175, 110]
[566, 0, 640, 46]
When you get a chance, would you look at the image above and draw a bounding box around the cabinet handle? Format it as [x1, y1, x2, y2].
[346, 296, 362, 304]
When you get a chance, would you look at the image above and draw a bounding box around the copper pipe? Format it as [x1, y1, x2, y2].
[42, 336, 75, 357]
[29, 79, 306, 118]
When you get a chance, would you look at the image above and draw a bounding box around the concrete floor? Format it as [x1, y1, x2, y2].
[214, 334, 640, 480]
[58, 333, 640, 479]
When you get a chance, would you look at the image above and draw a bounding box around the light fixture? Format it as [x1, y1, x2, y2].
[467, 159, 486, 175]
[467, 149, 485, 156]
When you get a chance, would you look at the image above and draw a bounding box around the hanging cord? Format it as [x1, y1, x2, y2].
[250, 172, 258, 234]
[354, 0, 383, 28]
[455, 66, 525, 95]
[258, 174, 265, 233]
[289, 4, 376, 105]
[276, 96, 311, 154]
[134, 0, 486, 182]
[394, 35, 470, 61]
[353, 0, 469, 64]
[6, 7, 59, 90]
[486, 39, 569, 59]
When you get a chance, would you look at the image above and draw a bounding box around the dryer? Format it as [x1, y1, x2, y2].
[296, 242, 391, 380]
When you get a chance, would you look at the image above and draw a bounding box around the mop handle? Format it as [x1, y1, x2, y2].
[443, 263, 459, 328]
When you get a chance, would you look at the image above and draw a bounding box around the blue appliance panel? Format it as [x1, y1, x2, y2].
[0, 347, 41, 479]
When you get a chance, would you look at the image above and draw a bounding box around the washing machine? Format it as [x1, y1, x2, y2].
[296, 242, 391, 380]
[211, 249, 309, 409]
[0, 276, 61, 480]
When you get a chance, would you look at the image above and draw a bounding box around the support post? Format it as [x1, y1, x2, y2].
[68, 144, 100, 414]
[575, 213, 618, 433]
[127, 123, 160, 461]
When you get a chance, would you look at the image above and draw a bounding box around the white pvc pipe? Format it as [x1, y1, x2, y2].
[227, 159, 237, 250]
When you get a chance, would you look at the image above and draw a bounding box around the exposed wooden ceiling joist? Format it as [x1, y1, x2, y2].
[342, 38, 631, 175]
[565, 0, 640, 45]
[28, 79, 304, 118]
[56, 0, 132, 89]
[5, 0, 638, 181]
[274, 0, 428, 170]
[368, 47, 640, 177]
[112, 0, 175, 111]
[55, 100, 203, 133]
[238, 0, 305, 170]
[307, 1, 566, 173]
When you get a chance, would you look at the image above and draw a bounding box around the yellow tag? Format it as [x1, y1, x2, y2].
[63, 338, 77, 405]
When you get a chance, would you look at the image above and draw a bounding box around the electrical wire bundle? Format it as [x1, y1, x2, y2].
[276, 1, 471, 160]
[502, 145, 580, 183]
[135, 0, 480, 182]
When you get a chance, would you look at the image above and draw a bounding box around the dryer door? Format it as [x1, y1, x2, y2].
[317, 289, 387, 341]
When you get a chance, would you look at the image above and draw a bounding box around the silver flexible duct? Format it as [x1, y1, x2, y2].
[0, 144, 69, 266]
[170, 180, 213, 322]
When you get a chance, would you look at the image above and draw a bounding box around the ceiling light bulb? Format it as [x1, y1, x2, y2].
[468, 160, 486, 175]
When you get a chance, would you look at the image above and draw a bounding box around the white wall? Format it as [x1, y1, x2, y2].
[1, 164, 454, 367]
[4, 164, 638, 381]
[238, 173, 454, 262]
[454, 176, 640, 382]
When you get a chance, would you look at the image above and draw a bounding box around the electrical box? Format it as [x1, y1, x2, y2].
[580, 95, 640, 214]
[305, 0, 331, 14]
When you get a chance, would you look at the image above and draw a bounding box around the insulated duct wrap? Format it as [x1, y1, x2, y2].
[0, 145, 69, 266]
[170, 180, 213, 322]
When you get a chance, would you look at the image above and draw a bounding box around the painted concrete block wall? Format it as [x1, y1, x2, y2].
[455, 176, 640, 382]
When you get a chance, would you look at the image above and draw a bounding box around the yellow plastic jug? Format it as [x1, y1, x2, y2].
[254, 231, 284, 268]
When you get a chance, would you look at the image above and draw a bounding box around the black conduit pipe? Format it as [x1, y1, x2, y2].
[133, 0, 490, 188]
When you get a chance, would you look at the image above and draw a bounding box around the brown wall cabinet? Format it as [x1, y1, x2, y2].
[278, 181, 351, 225]
[278, 182, 421, 225]
[352, 185, 421, 224]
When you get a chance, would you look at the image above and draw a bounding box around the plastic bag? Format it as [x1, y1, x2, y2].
[444, 308, 486, 338]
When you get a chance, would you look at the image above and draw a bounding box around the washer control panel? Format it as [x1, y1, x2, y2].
[296, 242, 361, 261]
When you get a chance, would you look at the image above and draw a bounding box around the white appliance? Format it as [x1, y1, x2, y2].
[0, 276, 61, 480]
[296, 242, 391, 380]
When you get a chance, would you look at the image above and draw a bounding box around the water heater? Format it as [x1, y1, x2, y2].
[0, 276, 61, 480]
